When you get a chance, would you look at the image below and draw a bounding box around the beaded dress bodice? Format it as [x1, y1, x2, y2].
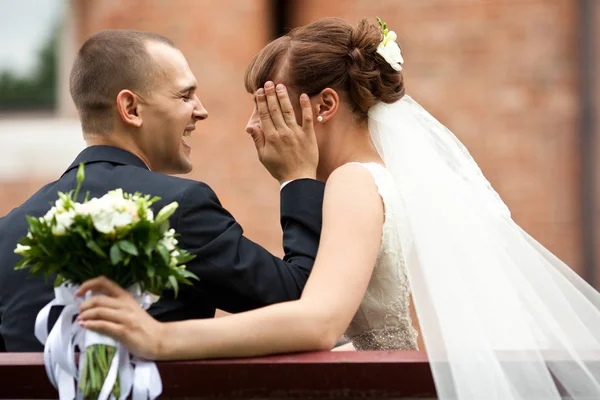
[344, 163, 419, 351]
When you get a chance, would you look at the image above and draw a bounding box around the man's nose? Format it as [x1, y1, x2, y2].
[192, 95, 208, 120]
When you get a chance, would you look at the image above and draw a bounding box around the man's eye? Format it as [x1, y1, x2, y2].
[182, 95, 190, 101]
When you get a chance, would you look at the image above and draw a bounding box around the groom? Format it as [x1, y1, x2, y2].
[0, 30, 323, 351]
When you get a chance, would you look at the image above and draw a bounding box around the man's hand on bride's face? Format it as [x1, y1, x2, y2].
[252, 81, 318, 184]
[76, 276, 166, 360]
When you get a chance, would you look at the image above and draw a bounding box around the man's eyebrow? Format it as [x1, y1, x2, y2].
[180, 85, 197, 93]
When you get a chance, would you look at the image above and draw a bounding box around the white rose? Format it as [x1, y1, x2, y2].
[112, 211, 134, 229]
[91, 211, 115, 234]
[43, 206, 58, 223]
[83, 197, 105, 215]
[124, 202, 140, 223]
[52, 210, 75, 235]
[94, 192, 125, 213]
[107, 188, 124, 200]
[55, 198, 66, 212]
[376, 30, 404, 72]
[77, 199, 98, 215]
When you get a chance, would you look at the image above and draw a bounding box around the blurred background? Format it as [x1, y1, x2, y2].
[0, 0, 599, 287]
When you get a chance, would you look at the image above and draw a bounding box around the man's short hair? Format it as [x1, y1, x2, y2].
[69, 30, 176, 134]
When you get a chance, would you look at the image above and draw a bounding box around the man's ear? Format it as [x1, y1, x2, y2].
[314, 88, 340, 123]
[116, 90, 143, 128]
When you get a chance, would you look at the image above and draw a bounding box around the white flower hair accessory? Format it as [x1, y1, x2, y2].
[376, 17, 404, 72]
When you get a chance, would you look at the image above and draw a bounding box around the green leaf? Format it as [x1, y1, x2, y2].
[176, 277, 194, 286]
[58, 191, 71, 205]
[26, 216, 41, 235]
[168, 275, 179, 297]
[47, 262, 63, 276]
[117, 240, 138, 256]
[14, 258, 30, 270]
[158, 221, 169, 236]
[54, 275, 66, 287]
[156, 243, 170, 265]
[86, 240, 107, 258]
[30, 262, 45, 276]
[178, 269, 199, 281]
[144, 243, 154, 259]
[177, 252, 196, 264]
[147, 264, 155, 278]
[109, 244, 123, 265]
[73, 226, 90, 241]
[38, 243, 51, 256]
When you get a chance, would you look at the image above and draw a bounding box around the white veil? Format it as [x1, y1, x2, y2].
[368, 95, 600, 399]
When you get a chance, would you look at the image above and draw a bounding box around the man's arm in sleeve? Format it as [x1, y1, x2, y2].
[175, 179, 325, 312]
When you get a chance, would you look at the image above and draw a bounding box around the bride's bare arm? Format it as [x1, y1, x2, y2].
[77, 163, 383, 360]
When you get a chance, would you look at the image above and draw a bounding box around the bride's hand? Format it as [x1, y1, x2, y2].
[76, 276, 165, 360]
[252, 81, 318, 184]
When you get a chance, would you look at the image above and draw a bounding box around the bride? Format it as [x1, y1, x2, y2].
[77, 17, 600, 399]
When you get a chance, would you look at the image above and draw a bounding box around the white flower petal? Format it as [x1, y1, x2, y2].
[55, 211, 74, 232]
[14, 244, 31, 255]
[145, 209, 154, 221]
[377, 42, 403, 71]
[112, 212, 133, 228]
[43, 206, 58, 222]
[92, 212, 116, 234]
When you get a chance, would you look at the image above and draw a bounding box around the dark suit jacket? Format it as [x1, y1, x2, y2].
[0, 146, 324, 351]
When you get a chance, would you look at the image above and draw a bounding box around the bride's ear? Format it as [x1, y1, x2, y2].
[314, 88, 339, 123]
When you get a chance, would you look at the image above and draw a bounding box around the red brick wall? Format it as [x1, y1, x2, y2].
[0, 0, 593, 281]
[0, 181, 54, 216]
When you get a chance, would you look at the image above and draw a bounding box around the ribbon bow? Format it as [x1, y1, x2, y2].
[34, 283, 162, 400]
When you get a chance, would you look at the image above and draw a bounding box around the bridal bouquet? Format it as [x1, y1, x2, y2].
[13, 164, 197, 400]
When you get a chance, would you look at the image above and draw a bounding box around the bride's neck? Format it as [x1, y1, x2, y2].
[316, 118, 383, 181]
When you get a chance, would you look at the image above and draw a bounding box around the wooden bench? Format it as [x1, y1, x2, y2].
[0, 350, 436, 399]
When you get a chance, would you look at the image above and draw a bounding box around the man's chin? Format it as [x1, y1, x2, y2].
[171, 161, 193, 175]
[158, 159, 193, 175]
[179, 155, 194, 173]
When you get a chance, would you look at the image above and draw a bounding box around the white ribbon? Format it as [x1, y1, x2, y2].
[35, 283, 162, 400]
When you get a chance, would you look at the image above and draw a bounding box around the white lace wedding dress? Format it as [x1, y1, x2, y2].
[343, 162, 419, 351]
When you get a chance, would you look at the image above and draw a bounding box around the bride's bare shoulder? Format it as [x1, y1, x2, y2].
[323, 163, 382, 214]
[326, 163, 378, 190]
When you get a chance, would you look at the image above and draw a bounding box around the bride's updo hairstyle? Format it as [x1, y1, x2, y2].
[245, 17, 405, 118]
